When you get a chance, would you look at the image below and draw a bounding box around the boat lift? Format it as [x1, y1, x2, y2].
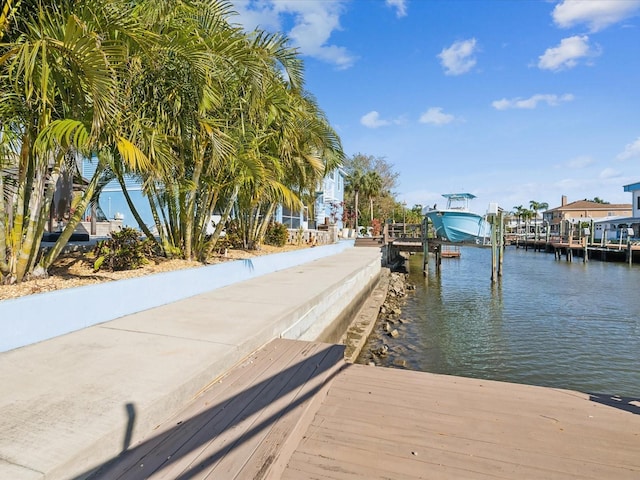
[421, 203, 506, 283]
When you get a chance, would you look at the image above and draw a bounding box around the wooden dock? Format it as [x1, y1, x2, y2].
[515, 237, 640, 264]
[91, 339, 640, 479]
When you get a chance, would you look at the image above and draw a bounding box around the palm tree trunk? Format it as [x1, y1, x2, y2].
[0, 166, 9, 276]
[370, 196, 374, 223]
[115, 171, 158, 246]
[202, 184, 239, 261]
[354, 190, 359, 235]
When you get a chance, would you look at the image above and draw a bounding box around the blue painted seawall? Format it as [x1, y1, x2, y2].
[1, 241, 355, 352]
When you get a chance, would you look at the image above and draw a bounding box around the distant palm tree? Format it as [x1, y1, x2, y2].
[362, 171, 383, 224]
[529, 201, 549, 239]
[345, 169, 365, 233]
[513, 205, 525, 237]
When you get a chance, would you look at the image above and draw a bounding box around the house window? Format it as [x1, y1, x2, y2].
[637, 196, 640, 209]
[281, 206, 300, 228]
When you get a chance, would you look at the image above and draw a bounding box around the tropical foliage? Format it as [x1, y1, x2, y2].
[0, 0, 343, 283]
[342, 153, 398, 230]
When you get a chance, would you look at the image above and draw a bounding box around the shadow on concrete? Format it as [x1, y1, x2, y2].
[589, 393, 640, 415]
[78, 343, 345, 480]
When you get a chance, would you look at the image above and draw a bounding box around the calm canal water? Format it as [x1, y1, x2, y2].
[363, 246, 640, 398]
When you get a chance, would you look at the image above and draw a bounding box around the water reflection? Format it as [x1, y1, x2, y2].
[363, 247, 640, 397]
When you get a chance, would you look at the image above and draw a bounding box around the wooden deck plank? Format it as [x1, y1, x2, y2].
[331, 366, 635, 437]
[205, 343, 344, 479]
[240, 346, 345, 480]
[284, 449, 429, 480]
[93, 339, 321, 479]
[312, 400, 639, 470]
[302, 419, 631, 479]
[146, 341, 342, 479]
[280, 363, 640, 480]
[321, 367, 639, 468]
[321, 387, 637, 453]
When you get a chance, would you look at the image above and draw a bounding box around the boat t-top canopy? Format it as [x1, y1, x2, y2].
[439, 193, 477, 211]
[442, 193, 476, 200]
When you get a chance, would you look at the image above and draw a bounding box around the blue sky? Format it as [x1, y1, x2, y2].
[231, 0, 640, 213]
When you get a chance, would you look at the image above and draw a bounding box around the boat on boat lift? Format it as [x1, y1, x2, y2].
[424, 193, 491, 244]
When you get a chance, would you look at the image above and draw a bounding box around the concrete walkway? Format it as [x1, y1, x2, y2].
[0, 247, 382, 480]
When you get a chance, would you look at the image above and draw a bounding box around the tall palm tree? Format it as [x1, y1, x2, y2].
[345, 168, 365, 234]
[362, 171, 383, 224]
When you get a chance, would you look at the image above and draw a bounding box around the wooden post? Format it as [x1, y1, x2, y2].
[583, 236, 588, 263]
[627, 240, 632, 266]
[422, 217, 429, 275]
[498, 210, 504, 277]
[490, 215, 498, 283]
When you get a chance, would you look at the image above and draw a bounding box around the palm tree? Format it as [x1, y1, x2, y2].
[513, 205, 525, 240]
[362, 171, 383, 225]
[345, 168, 365, 234]
[0, 0, 127, 283]
[529, 200, 549, 240]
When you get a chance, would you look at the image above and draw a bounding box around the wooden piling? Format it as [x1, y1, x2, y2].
[490, 215, 498, 283]
[422, 217, 429, 275]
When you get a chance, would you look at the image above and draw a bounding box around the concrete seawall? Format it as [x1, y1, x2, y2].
[0, 246, 382, 480]
[1, 240, 355, 353]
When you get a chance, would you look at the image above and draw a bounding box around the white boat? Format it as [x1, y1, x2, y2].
[424, 193, 491, 243]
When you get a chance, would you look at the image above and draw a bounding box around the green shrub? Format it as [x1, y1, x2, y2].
[93, 227, 152, 272]
[264, 222, 288, 247]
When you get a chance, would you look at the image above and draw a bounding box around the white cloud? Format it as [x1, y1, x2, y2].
[419, 107, 455, 125]
[231, 0, 281, 31]
[617, 137, 640, 160]
[599, 168, 621, 179]
[538, 35, 599, 71]
[491, 93, 574, 110]
[386, 0, 407, 18]
[361, 111, 390, 128]
[438, 38, 478, 75]
[567, 156, 596, 168]
[552, 0, 640, 32]
[231, 0, 356, 69]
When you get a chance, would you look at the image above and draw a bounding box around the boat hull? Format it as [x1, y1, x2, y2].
[426, 210, 491, 243]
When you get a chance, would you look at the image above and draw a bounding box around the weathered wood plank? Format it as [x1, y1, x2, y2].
[148, 341, 341, 479]
[203, 343, 344, 479]
[92, 339, 307, 479]
[280, 364, 639, 479]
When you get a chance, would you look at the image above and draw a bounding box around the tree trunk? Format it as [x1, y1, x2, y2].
[354, 190, 359, 235]
[115, 171, 158, 245]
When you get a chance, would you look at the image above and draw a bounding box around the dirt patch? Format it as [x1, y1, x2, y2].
[0, 244, 312, 302]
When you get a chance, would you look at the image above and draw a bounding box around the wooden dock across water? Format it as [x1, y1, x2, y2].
[92, 339, 640, 479]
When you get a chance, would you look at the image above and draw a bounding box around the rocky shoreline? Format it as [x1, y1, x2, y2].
[353, 256, 416, 368]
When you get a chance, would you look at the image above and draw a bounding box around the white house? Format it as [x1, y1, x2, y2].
[592, 182, 640, 241]
[624, 181, 640, 217]
[273, 167, 345, 230]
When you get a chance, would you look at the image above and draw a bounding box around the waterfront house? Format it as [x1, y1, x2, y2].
[624, 181, 640, 217]
[543, 195, 632, 238]
[272, 168, 345, 231]
[594, 182, 640, 241]
[82, 157, 344, 236]
[593, 182, 640, 241]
